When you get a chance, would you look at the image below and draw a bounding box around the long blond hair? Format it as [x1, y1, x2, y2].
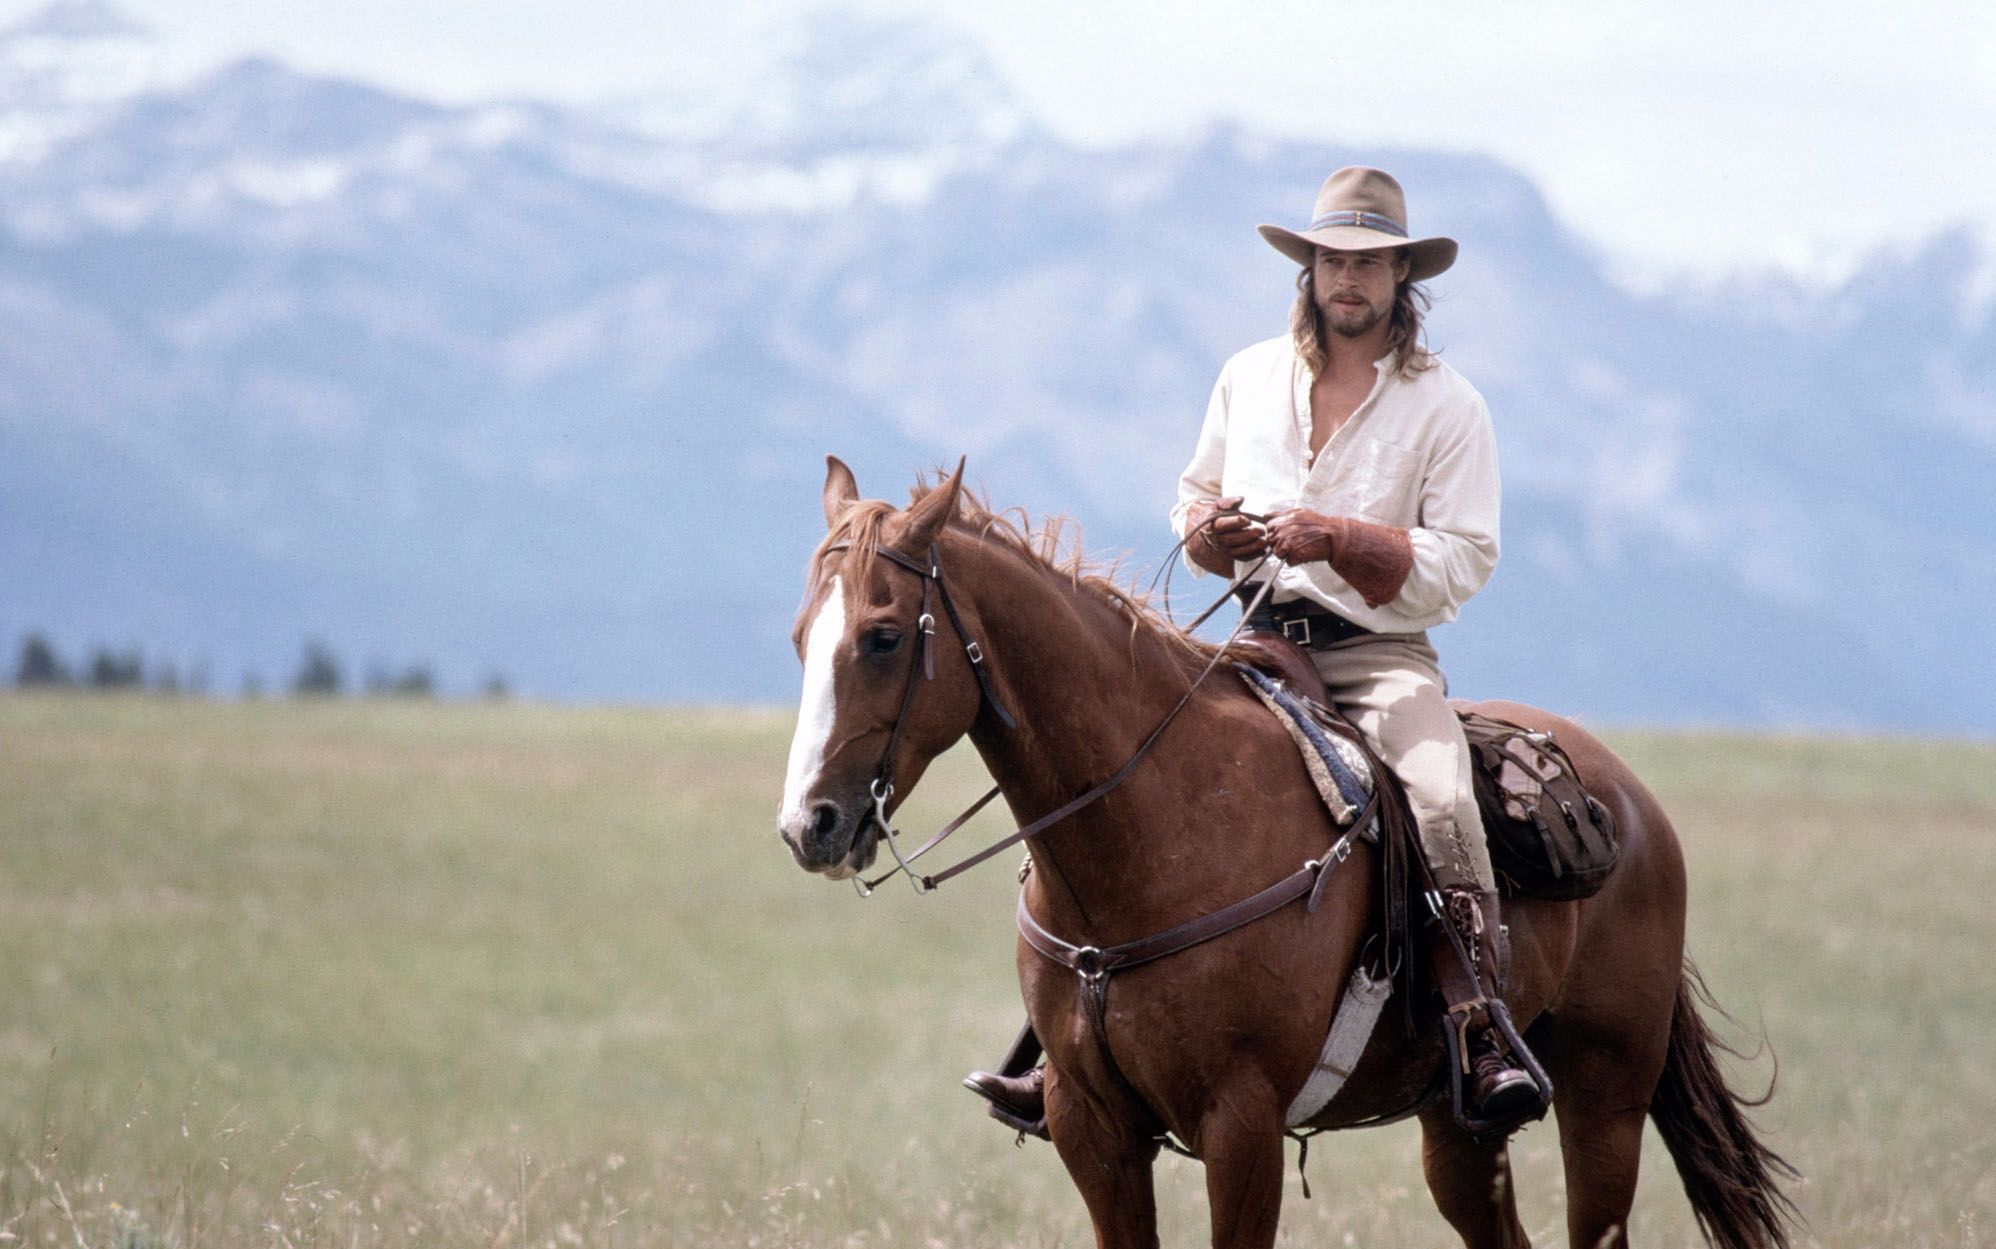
[1290, 251, 1435, 379]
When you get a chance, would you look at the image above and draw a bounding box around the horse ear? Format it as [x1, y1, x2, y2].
[822, 455, 860, 529]
[898, 457, 966, 553]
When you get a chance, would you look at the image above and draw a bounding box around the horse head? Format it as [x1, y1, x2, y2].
[777, 456, 993, 879]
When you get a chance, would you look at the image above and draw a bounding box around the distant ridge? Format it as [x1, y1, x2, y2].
[0, 8, 1990, 727]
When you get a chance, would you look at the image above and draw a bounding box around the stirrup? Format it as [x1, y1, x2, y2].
[962, 1070, 1049, 1142]
[1439, 998, 1552, 1143]
[985, 1102, 1050, 1142]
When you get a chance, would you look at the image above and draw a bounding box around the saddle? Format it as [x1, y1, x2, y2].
[1237, 634, 1597, 1136]
[1236, 632, 1620, 902]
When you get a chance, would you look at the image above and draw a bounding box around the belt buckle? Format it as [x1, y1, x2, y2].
[1281, 615, 1313, 647]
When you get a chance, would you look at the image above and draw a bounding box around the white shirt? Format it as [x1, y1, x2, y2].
[1171, 335, 1501, 634]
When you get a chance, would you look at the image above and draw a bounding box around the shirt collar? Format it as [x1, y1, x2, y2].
[1293, 339, 1398, 377]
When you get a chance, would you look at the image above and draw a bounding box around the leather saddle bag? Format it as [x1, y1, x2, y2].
[1458, 711, 1620, 900]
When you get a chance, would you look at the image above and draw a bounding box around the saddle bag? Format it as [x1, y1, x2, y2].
[1459, 712, 1619, 900]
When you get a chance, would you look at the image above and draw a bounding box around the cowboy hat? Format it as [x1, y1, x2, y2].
[1258, 166, 1457, 282]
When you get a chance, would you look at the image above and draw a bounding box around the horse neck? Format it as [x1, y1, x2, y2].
[949, 534, 1245, 928]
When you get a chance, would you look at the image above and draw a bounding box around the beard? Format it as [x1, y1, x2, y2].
[1319, 292, 1389, 339]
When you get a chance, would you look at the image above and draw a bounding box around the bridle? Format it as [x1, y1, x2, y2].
[821, 516, 1278, 896]
[824, 516, 1381, 1151]
[818, 510, 1394, 1159]
[817, 539, 1015, 894]
[821, 520, 1281, 895]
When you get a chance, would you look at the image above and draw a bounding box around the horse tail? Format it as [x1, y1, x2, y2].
[1648, 960, 1804, 1249]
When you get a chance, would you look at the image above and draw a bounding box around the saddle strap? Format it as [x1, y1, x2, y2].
[1016, 816, 1365, 983]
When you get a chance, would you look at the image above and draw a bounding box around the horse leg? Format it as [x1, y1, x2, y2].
[1545, 1036, 1660, 1249]
[1417, 1104, 1531, 1249]
[1195, 1086, 1287, 1249]
[1046, 1069, 1162, 1249]
[1536, 924, 1677, 1247]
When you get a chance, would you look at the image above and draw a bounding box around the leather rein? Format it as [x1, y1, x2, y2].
[821, 522, 1280, 897]
[819, 517, 1379, 1149]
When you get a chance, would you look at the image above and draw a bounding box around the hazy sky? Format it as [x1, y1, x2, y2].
[13, 0, 1996, 284]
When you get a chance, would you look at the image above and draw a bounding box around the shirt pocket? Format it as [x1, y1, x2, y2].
[1341, 439, 1422, 523]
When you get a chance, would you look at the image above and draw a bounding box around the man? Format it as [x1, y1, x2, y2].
[967, 166, 1537, 1134]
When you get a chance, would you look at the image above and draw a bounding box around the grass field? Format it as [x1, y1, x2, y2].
[1, 693, 1992, 1247]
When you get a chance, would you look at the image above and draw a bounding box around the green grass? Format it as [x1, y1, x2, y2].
[1, 693, 1991, 1247]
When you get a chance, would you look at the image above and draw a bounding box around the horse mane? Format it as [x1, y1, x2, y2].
[803, 472, 1219, 669]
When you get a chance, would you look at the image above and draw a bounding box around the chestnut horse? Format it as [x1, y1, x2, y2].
[778, 458, 1797, 1249]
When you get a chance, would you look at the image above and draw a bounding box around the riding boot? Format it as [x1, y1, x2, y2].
[1431, 887, 1541, 1132]
[962, 1021, 1049, 1139]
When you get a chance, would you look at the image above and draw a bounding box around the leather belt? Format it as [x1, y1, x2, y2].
[1235, 586, 1373, 649]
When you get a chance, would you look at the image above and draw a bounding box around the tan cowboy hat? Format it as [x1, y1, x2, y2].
[1258, 166, 1457, 282]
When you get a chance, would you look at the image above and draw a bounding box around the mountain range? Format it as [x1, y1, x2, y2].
[3, 0, 1992, 730]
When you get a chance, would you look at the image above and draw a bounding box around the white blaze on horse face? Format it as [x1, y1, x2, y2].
[780, 576, 847, 827]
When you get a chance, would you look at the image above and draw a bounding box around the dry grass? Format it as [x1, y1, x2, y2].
[0, 694, 1990, 1247]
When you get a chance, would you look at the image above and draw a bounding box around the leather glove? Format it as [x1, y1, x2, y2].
[1265, 506, 1341, 565]
[1266, 508, 1415, 608]
[1185, 495, 1268, 572]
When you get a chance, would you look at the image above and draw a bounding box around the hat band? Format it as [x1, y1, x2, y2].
[1305, 209, 1407, 237]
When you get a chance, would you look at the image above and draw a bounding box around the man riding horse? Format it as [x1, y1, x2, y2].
[968, 165, 1541, 1135]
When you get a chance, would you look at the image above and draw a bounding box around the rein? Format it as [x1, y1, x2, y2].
[829, 516, 1277, 895]
[825, 511, 1376, 1152]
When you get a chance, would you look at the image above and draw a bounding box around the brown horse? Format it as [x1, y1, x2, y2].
[778, 458, 1798, 1249]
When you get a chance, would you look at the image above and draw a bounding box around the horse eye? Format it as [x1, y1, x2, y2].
[863, 627, 903, 657]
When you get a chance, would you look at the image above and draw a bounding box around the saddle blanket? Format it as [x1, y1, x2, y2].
[1235, 664, 1377, 836]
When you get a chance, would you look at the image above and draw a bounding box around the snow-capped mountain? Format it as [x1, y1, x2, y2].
[2, 2, 1991, 729]
[0, 0, 160, 166]
[599, 8, 1033, 211]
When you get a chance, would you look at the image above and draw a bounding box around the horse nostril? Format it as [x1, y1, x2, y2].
[810, 802, 841, 840]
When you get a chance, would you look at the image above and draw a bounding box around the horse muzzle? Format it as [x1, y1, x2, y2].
[777, 796, 881, 879]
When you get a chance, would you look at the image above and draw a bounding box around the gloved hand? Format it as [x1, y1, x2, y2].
[1185, 495, 1267, 574]
[1265, 506, 1341, 565]
[1266, 507, 1414, 608]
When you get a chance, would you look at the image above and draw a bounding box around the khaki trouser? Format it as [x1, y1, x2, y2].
[1308, 633, 1495, 893]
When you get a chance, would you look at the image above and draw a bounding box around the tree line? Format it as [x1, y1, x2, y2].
[11, 632, 509, 700]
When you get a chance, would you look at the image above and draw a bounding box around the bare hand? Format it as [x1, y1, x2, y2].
[1265, 507, 1344, 566]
